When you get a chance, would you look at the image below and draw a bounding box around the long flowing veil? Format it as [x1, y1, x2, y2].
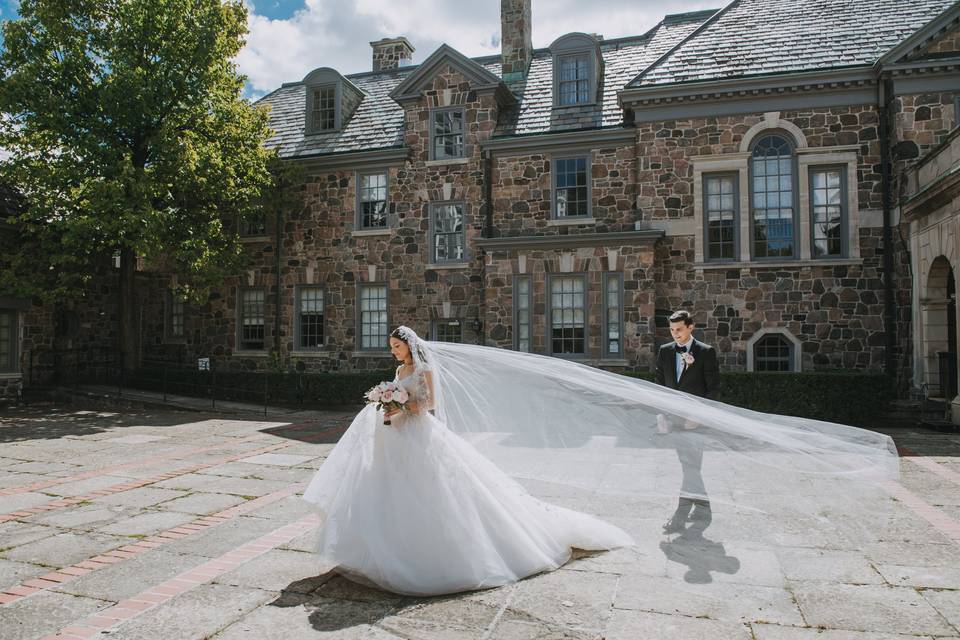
[410, 332, 899, 595]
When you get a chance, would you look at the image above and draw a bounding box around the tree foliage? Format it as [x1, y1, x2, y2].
[0, 0, 277, 303]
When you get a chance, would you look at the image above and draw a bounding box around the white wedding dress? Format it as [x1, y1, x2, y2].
[302, 365, 634, 596]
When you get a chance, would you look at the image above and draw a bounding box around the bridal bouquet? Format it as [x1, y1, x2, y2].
[364, 381, 410, 425]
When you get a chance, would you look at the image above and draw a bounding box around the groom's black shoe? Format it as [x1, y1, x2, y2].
[689, 499, 712, 524]
[662, 498, 694, 534]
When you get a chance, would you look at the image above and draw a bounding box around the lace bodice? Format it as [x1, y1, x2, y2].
[394, 365, 434, 408]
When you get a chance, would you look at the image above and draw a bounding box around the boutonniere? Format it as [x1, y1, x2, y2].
[681, 352, 695, 366]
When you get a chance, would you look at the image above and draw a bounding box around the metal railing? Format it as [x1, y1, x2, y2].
[23, 348, 312, 416]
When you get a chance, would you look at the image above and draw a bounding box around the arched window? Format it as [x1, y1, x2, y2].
[754, 334, 794, 372]
[751, 134, 796, 259]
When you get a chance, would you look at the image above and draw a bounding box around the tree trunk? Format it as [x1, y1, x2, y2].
[118, 247, 139, 371]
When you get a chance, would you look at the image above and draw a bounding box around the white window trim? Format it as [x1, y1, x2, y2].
[746, 328, 802, 373]
[691, 147, 861, 265]
[293, 285, 326, 352]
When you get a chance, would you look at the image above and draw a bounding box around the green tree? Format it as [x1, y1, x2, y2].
[0, 0, 276, 367]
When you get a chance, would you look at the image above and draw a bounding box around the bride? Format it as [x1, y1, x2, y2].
[302, 326, 633, 596]
[304, 325, 899, 597]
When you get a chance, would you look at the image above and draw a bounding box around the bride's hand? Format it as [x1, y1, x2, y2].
[384, 409, 402, 419]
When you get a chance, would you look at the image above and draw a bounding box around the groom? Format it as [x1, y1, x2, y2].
[654, 310, 720, 534]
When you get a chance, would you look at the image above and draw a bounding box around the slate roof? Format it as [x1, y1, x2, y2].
[631, 0, 957, 88]
[256, 0, 959, 159]
[495, 12, 710, 136]
[256, 10, 714, 158]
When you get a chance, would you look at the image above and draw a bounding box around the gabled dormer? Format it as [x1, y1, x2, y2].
[550, 33, 604, 108]
[389, 44, 516, 107]
[303, 67, 365, 134]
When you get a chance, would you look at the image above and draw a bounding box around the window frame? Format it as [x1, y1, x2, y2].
[356, 282, 389, 352]
[355, 170, 390, 230]
[753, 333, 794, 372]
[429, 201, 467, 265]
[749, 133, 799, 261]
[513, 275, 533, 353]
[307, 83, 340, 133]
[164, 289, 186, 344]
[602, 272, 624, 359]
[550, 34, 600, 108]
[236, 287, 267, 352]
[0, 309, 18, 373]
[556, 52, 592, 107]
[294, 285, 326, 352]
[432, 319, 464, 343]
[702, 172, 741, 263]
[808, 164, 848, 260]
[428, 107, 466, 161]
[551, 154, 592, 219]
[546, 273, 588, 358]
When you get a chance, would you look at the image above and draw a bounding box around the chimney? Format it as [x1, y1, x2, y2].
[371, 37, 415, 72]
[500, 0, 532, 83]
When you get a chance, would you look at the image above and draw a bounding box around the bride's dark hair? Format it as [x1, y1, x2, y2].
[390, 326, 428, 363]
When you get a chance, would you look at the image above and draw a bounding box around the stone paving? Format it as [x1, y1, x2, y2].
[0, 400, 958, 640]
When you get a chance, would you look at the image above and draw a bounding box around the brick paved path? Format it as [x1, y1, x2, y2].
[1, 403, 958, 639]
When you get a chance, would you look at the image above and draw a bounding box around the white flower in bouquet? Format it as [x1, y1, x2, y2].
[394, 388, 409, 404]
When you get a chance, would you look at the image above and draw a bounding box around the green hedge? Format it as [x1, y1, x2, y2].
[129, 366, 890, 426]
[623, 370, 890, 426]
[127, 366, 393, 408]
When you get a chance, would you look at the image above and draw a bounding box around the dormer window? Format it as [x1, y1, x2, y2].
[558, 54, 590, 105]
[550, 33, 602, 108]
[311, 85, 336, 131]
[302, 67, 365, 134]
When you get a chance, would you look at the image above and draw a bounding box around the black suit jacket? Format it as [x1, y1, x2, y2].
[654, 339, 721, 400]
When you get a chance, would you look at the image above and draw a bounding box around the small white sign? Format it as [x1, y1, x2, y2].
[198, 358, 210, 371]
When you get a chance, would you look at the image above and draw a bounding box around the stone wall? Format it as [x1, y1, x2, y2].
[482, 242, 657, 367]
[635, 106, 884, 221]
[491, 146, 636, 235]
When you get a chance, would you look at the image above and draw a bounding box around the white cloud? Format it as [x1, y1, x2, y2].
[237, 0, 719, 95]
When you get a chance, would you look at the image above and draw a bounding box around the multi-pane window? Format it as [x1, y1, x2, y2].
[752, 135, 795, 258]
[358, 172, 388, 229]
[432, 203, 465, 263]
[359, 284, 388, 350]
[554, 157, 589, 217]
[558, 54, 590, 105]
[238, 289, 265, 351]
[0, 310, 15, 372]
[810, 168, 845, 258]
[311, 86, 336, 131]
[431, 109, 464, 160]
[514, 276, 532, 352]
[604, 273, 623, 357]
[166, 291, 184, 340]
[434, 320, 462, 343]
[754, 334, 792, 372]
[705, 174, 738, 261]
[550, 276, 585, 355]
[297, 286, 324, 350]
[241, 209, 267, 236]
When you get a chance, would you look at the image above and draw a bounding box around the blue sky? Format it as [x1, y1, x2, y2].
[0, 0, 718, 99]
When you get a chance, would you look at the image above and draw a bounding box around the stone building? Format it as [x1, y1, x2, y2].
[8, 0, 960, 401]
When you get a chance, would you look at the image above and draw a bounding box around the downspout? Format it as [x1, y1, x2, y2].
[878, 77, 896, 381]
[274, 181, 283, 358]
[479, 148, 494, 346]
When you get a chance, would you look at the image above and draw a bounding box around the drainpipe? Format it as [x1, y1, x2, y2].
[478, 149, 495, 346]
[274, 181, 283, 357]
[878, 78, 896, 381]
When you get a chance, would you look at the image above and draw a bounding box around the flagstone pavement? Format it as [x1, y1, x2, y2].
[1, 400, 959, 640]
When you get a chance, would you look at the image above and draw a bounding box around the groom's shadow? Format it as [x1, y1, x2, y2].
[659, 509, 741, 584]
